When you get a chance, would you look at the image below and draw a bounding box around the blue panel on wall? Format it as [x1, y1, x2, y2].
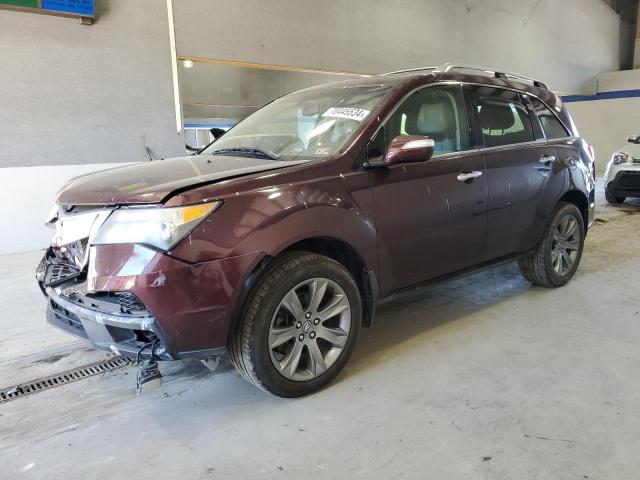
[42, 0, 94, 16]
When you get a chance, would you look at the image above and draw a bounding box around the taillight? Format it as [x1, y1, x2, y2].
[587, 145, 595, 162]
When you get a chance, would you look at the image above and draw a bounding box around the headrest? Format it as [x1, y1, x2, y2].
[479, 103, 515, 130]
[415, 102, 452, 136]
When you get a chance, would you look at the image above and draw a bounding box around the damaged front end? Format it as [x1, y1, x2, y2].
[37, 206, 173, 361]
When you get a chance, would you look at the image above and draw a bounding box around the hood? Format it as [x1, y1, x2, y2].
[57, 155, 308, 205]
[618, 142, 640, 159]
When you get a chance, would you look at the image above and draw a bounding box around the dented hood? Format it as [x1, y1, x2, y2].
[57, 155, 307, 205]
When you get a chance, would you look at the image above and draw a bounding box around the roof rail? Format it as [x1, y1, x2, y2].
[382, 66, 439, 76]
[382, 62, 548, 89]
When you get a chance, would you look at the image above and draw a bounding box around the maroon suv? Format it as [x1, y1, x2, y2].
[38, 64, 595, 397]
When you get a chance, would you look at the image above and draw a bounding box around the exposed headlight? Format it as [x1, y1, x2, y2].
[45, 204, 59, 228]
[612, 152, 630, 165]
[93, 201, 222, 251]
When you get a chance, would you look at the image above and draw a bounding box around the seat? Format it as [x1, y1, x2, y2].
[478, 102, 518, 147]
[406, 100, 457, 154]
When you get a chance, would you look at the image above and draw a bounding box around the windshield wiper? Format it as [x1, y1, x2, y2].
[210, 147, 280, 160]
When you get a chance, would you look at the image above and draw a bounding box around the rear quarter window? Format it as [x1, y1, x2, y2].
[530, 97, 570, 139]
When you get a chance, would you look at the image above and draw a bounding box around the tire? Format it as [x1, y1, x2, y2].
[605, 190, 625, 204]
[229, 252, 361, 397]
[518, 202, 585, 288]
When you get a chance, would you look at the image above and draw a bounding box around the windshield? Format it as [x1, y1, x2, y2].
[201, 83, 394, 161]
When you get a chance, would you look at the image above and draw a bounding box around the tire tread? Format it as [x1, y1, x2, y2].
[229, 252, 345, 395]
[518, 202, 583, 288]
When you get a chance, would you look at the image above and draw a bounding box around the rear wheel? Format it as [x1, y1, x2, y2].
[229, 252, 361, 397]
[518, 202, 585, 288]
[605, 190, 625, 204]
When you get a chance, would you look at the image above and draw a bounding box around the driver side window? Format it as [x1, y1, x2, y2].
[370, 85, 470, 158]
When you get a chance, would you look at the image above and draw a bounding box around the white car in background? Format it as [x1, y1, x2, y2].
[604, 135, 640, 204]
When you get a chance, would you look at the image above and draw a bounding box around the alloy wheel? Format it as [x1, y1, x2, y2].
[268, 277, 352, 382]
[551, 214, 581, 275]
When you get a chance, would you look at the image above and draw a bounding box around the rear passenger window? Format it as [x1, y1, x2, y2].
[475, 87, 535, 148]
[530, 97, 569, 139]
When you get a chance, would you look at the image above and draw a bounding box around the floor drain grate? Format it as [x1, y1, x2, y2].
[0, 357, 131, 404]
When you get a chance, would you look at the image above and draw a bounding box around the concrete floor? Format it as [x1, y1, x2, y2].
[1, 181, 639, 479]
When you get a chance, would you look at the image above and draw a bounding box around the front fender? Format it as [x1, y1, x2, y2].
[168, 173, 378, 274]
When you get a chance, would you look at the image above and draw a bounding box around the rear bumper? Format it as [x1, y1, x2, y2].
[42, 245, 265, 360]
[606, 170, 640, 198]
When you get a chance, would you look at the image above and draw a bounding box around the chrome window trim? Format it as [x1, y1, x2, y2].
[522, 93, 572, 141]
[479, 139, 549, 154]
[430, 148, 483, 160]
[369, 80, 574, 153]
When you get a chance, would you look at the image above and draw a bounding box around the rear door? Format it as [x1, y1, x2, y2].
[369, 84, 488, 294]
[466, 85, 564, 261]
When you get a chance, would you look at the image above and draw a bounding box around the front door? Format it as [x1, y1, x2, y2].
[369, 84, 488, 294]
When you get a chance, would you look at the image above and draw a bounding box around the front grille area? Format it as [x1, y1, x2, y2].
[609, 172, 640, 198]
[44, 263, 82, 287]
[85, 291, 150, 316]
[114, 292, 147, 314]
[618, 174, 640, 188]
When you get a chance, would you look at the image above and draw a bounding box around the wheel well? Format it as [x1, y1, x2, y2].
[558, 190, 589, 227]
[227, 237, 377, 344]
[281, 237, 377, 327]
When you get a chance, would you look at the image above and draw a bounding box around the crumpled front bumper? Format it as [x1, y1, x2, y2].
[41, 244, 265, 360]
[45, 285, 172, 360]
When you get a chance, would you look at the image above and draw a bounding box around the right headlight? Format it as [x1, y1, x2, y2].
[612, 152, 630, 165]
[93, 201, 223, 251]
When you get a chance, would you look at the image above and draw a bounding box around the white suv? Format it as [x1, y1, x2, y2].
[604, 135, 640, 204]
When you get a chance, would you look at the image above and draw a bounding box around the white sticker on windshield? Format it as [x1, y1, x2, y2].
[322, 107, 370, 122]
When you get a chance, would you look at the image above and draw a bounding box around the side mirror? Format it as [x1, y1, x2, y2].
[627, 135, 639, 144]
[369, 135, 434, 167]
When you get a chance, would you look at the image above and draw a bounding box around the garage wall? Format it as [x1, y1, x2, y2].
[568, 97, 640, 173]
[0, 0, 629, 255]
[565, 69, 640, 174]
[0, 1, 184, 169]
[0, 0, 184, 255]
[173, 0, 622, 95]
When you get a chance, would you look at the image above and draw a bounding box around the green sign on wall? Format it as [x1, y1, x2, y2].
[0, 0, 39, 7]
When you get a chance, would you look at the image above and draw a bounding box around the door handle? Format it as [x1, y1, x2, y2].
[539, 154, 556, 165]
[457, 171, 483, 183]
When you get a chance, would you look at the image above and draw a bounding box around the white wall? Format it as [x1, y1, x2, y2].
[0, 1, 184, 168]
[0, 1, 185, 254]
[597, 69, 640, 92]
[568, 98, 640, 173]
[566, 68, 640, 174]
[0, 163, 128, 255]
[174, 0, 621, 94]
[0, 0, 628, 254]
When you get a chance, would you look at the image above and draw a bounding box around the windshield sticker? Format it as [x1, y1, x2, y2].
[315, 147, 331, 155]
[322, 107, 370, 122]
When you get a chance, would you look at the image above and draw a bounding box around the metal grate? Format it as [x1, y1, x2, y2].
[0, 357, 131, 404]
[114, 292, 147, 314]
[45, 263, 81, 287]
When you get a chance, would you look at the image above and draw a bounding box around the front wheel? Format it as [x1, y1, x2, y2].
[518, 202, 585, 288]
[229, 252, 361, 397]
[605, 190, 625, 204]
